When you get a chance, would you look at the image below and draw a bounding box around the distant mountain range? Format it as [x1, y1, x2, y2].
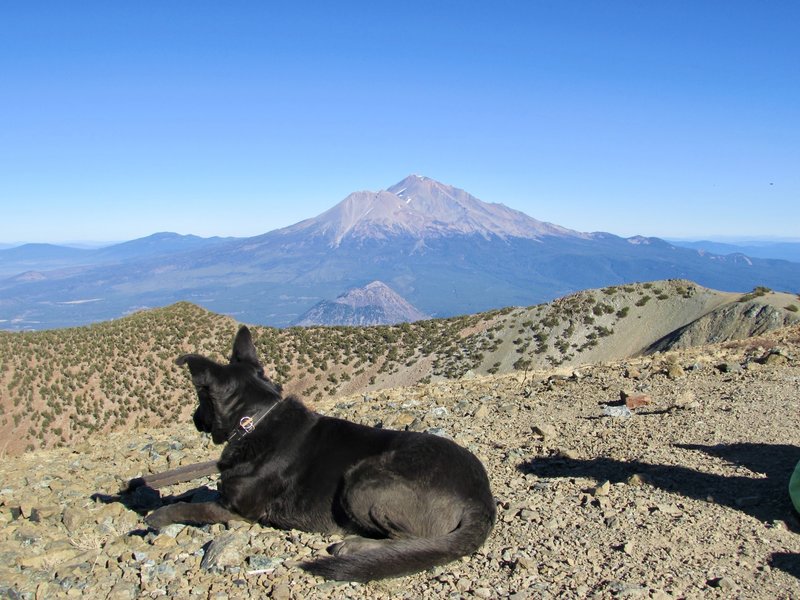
[0, 233, 234, 279]
[1, 175, 799, 330]
[668, 239, 800, 263]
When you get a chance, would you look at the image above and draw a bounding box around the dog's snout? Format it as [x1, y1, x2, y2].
[193, 405, 212, 433]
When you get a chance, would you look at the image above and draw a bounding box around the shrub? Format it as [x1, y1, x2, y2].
[542, 315, 559, 328]
[739, 286, 772, 302]
[513, 357, 532, 370]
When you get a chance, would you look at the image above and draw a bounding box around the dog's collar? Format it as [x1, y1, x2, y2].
[227, 401, 280, 443]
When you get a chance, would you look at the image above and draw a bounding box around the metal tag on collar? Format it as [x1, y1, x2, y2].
[239, 415, 255, 434]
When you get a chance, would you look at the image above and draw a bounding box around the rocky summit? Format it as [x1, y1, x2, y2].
[1, 325, 799, 599]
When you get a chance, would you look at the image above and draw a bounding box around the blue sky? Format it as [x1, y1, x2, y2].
[1, 1, 798, 243]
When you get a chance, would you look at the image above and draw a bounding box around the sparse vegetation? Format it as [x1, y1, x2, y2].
[2, 279, 796, 456]
[595, 325, 614, 337]
[592, 303, 614, 316]
[739, 286, 772, 302]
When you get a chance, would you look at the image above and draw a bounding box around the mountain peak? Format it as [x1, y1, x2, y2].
[286, 175, 586, 246]
[294, 280, 429, 326]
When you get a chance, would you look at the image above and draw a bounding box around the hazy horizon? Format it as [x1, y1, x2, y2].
[2, 3, 798, 243]
[3, 229, 800, 250]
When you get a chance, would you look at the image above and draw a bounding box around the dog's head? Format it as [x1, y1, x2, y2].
[175, 325, 282, 444]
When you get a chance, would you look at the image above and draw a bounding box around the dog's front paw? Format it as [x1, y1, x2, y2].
[145, 506, 174, 530]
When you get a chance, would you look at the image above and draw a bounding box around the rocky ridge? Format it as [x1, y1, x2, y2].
[1, 325, 799, 599]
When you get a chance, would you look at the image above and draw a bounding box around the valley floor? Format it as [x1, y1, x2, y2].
[1, 326, 799, 599]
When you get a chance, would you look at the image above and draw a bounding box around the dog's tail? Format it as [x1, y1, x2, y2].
[299, 505, 495, 582]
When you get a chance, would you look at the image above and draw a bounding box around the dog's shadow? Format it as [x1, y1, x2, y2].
[91, 479, 221, 517]
[519, 442, 800, 579]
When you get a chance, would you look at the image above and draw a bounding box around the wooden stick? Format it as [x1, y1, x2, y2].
[126, 459, 219, 491]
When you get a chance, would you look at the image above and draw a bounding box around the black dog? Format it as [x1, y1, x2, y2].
[145, 326, 495, 581]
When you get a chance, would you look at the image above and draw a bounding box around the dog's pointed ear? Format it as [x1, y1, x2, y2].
[175, 354, 228, 388]
[230, 325, 260, 366]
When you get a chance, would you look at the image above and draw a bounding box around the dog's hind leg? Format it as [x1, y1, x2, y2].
[327, 536, 388, 557]
[336, 460, 463, 546]
[145, 501, 242, 530]
[302, 450, 495, 581]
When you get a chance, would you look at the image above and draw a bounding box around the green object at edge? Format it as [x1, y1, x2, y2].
[791, 459, 800, 514]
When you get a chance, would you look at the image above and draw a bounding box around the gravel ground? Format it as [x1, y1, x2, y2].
[1, 326, 799, 599]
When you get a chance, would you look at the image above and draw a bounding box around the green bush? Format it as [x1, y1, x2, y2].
[541, 315, 559, 328]
[739, 286, 772, 302]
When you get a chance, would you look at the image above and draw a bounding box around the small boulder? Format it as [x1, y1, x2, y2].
[200, 532, 249, 571]
[624, 367, 642, 380]
[473, 404, 490, 419]
[593, 480, 611, 497]
[531, 423, 556, 440]
[61, 507, 90, 533]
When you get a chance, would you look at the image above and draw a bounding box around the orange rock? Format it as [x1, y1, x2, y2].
[620, 390, 653, 410]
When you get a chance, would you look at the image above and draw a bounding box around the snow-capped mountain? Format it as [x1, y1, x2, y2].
[280, 175, 588, 246]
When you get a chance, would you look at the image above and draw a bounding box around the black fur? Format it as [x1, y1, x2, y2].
[145, 326, 496, 581]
